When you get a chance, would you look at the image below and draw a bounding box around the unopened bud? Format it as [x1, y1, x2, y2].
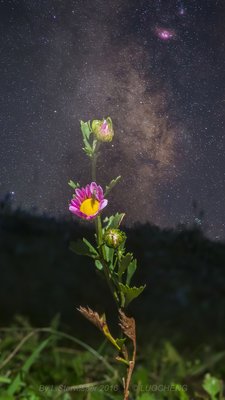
[92, 117, 114, 142]
[103, 228, 126, 249]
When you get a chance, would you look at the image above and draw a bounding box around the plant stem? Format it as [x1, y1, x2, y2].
[90, 136, 135, 399]
[91, 141, 100, 182]
[91, 141, 119, 305]
[124, 342, 136, 400]
[97, 216, 119, 305]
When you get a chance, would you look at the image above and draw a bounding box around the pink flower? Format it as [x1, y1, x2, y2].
[69, 182, 108, 220]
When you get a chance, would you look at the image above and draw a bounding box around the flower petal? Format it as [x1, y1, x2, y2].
[96, 185, 104, 201]
[75, 188, 83, 198]
[71, 200, 81, 208]
[85, 184, 91, 198]
[99, 199, 108, 210]
[90, 182, 97, 194]
[69, 206, 81, 216]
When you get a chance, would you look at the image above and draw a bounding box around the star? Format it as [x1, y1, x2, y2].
[178, 7, 186, 16]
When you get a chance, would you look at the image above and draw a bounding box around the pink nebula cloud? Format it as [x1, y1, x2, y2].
[154, 27, 176, 41]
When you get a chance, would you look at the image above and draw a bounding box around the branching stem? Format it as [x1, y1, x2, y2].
[90, 135, 136, 400]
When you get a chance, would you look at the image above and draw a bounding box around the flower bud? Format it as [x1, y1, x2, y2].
[103, 228, 126, 249]
[92, 117, 114, 142]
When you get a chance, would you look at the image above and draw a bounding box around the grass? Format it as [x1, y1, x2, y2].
[0, 316, 224, 400]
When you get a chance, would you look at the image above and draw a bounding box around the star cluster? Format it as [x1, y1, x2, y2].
[0, 0, 225, 240]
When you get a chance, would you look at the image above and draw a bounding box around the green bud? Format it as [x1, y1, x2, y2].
[103, 228, 126, 249]
[92, 117, 114, 142]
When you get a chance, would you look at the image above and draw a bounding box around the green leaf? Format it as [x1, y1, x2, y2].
[82, 144, 93, 158]
[116, 356, 129, 366]
[103, 245, 114, 263]
[164, 341, 183, 364]
[119, 283, 146, 308]
[126, 259, 137, 286]
[103, 213, 125, 230]
[172, 383, 189, 400]
[0, 394, 14, 400]
[105, 176, 121, 196]
[0, 376, 11, 384]
[118, 253, 133, 280]
[70, 238, 98, 258]
[80, 120, 94, 158]
[133, 366, 149, 386]
[115, 337, 126, 349]
[82, 142, 92, 152]
[83, 238, 99, 256]
[202, 374, 223, 400]
[72, 351, 94, 378]
[92, 139, 98, 153]
[137, 395, 157, 400]
[68, 180, 80, 189]
[80, 120, 91, 139]
[95, 260, 103, 270]
[188, 350, 225, 376]
[7, 338, 51, 395]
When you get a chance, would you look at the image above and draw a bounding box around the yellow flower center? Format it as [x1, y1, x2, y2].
[80, 198, 100, 216]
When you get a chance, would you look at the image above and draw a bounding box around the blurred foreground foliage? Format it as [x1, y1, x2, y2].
[0, 315, 224, 399]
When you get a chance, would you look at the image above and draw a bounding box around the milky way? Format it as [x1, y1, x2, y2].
[0, 0, 225, 240]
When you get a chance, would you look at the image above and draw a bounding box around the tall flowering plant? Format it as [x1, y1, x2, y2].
[68, 117, 145, 400]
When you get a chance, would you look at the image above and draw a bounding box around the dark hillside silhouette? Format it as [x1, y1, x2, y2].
[1, 197, 225, 344]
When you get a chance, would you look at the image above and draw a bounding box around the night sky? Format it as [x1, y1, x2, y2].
[1, 0, 225, 240]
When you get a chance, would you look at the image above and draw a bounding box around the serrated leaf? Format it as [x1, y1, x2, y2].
[80, 120, 94, 158]
[105, 176, 121, 196]
[126, 259, 137, 285]
[70, 238, 98, 258]
[103, 213, 125, 230]
[82, 147, 93, 158]
[68, 180, 80, 189]
[119, 309, 136, 342]
[82, 139, 92, 153]
[119, 283, 146, 308]
[118, 253, 133, 280]
[82, 140, 92, 151]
